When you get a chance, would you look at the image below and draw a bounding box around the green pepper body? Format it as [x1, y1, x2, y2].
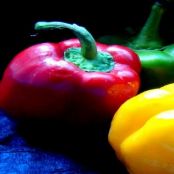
[99, 1, 174, 90]
[136, 45, 174, 89]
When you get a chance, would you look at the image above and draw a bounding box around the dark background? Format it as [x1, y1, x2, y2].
[0, 0, 174, 173]
[1, 0, 174, 76]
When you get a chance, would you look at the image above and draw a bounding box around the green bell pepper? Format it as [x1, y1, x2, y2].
[99, 1, 174, 90]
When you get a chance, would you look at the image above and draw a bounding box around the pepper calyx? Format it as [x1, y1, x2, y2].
[64, 47, 115, 72]
[35, 21, 115, 72]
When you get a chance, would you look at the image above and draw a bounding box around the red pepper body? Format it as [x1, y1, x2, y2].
[0, 22, 141, 123]
[0, 39, 140, 122]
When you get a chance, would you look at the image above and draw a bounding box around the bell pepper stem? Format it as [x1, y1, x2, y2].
[130, 2, 165, 49]
[35, 22, 97, 59]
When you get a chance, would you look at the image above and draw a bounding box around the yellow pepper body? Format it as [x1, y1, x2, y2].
[108, 84, 174, 174]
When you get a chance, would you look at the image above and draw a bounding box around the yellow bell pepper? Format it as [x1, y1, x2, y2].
[108, 83, 174, 174]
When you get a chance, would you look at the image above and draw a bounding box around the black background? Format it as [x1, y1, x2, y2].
[1, 0, 174, 76]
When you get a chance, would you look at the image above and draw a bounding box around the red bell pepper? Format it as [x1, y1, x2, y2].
[0, 22, 141, 123]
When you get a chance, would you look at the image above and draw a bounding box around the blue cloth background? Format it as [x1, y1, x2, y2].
[0, 111, 127, 174]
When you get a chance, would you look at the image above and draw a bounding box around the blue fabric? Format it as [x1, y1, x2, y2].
[0, 111, 127, 174]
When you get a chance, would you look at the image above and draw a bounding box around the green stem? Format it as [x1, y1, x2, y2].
[35, 21, 97, 59]
[130, 2, 165, 49]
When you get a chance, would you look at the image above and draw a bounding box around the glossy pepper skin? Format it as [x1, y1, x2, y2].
[99, 1, 174, 90]
[108, 83, 174, 174]
[0, 22, 140, 123]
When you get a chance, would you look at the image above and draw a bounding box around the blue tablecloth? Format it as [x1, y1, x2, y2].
[0, 111, 127, 174]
